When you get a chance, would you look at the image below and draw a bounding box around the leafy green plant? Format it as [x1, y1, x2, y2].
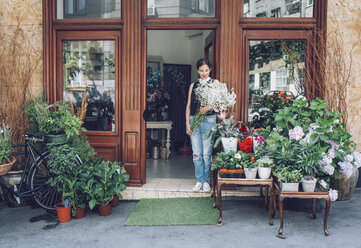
[84, 157, 129, 209]
[212, 151, 241, 171]
[47, 144, 81, 209]
[273, 167, 303, 183]
[256, 156, 274, 168]
[68, 133, 95, 163]
[0, 124, 13, 164]
[24, 99, 84, 139]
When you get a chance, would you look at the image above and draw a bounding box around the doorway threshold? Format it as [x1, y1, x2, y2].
[122, 178, 261, 200]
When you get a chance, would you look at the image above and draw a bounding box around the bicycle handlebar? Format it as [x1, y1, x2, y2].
[23, 133, 45, 142]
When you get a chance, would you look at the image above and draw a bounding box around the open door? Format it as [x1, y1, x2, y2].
[204, 30, 216, 78]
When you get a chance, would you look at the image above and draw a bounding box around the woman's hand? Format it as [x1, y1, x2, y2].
[186, 123, 193, 136]
[200, 106, 212, 114]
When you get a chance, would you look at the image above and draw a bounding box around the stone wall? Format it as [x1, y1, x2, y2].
[327, 0, 361, 151]
[0, 0, 43, 96]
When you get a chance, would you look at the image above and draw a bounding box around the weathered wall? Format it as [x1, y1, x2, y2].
[327, 0, 361, 151]
[0, 0, 43, 96]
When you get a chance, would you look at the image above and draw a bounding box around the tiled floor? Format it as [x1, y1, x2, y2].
[121, 153, 261, 200]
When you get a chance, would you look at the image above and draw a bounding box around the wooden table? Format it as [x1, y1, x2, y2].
[146, 121, 173, 159]
[274, 182, 331, 239]
[211, 169, 275, 226]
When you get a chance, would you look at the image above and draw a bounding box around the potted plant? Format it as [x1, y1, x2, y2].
[257, 156, 274, 180]
[206, 114, 241, 153]
[0, 124, 16, 176]
[108, 161, 129, 207]
[241, 153, 258, 179]
[212, 151, 244, 178]
[47, 144, 81, 222]
[273, 167, 303, 192]
[85, 158, 129, 216]
[24, 98, 84, 145]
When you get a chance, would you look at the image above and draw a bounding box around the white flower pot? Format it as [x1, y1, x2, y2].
[258, 167, 272, 179]
[221, 137, 238, 153]
[281, 182, 299, 192]
[302, 177, 317, 192]
[244, 167, 258, 179]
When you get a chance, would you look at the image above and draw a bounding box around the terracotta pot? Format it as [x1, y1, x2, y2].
[111, 195, 119, 207]
[331, 167, 359, 201]
[98, 204, 112, 216]
[74, 208, 85, 219]
[55, 203, 71, 223]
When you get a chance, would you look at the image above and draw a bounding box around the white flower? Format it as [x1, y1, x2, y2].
[320, 156, 332, 166]
[319, 179, 327, 189]
[328, 148, 336, 159]
[296, 95, 307, 100]
[323, 164, 335, 176]
[259, 108, 270, 112]
[345, 154, 354, 163]
[353, 152, 361, 168]
[329, 189, 338, 201]
[334, 119, 339, 124]
[338, 161, 353, 178]
[235, 153, 242, 159]
[289, 126, 304, 141]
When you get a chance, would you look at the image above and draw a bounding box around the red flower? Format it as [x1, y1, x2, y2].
[250, 156, 255, 162]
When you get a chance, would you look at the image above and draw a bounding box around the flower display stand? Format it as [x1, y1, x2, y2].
[211, 168, 275, 226]
[274, 182, 331, 239]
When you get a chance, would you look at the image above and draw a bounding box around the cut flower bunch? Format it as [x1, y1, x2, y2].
[190, 79, 236, 133]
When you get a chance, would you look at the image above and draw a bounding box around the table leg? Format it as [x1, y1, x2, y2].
[268, 184, 273, 226]
[313, 198, 317, 219]
[324, 197, 330, 236]
[212, 170, 217, 208]
[216, 183, 223, 226]
[264, 186, 269, 211]
[272, 190, 276, 218]
[260, 186, 264, 197]
[277, 196, 286, 239]
[166, 128, 171, 158]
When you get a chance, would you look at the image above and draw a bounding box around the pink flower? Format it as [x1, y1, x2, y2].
[323, 164, 335, 176]
[255, 136, 265, 142]
[217, 110, 227, 122]
[326, 140, 339, 150]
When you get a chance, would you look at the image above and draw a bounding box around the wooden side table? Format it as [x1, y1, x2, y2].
[274, 182, 331, 239]
[211, 169, 275, 226]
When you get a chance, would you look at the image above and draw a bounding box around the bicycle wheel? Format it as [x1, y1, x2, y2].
[27, 151, 60, 210]
[28, 152, 82, 210]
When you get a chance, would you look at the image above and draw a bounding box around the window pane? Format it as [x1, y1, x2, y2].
[147, 0, 215, 18]
[243, 0, 313, 18]
[248, 40, 306, 121]
[57, 0, 121, 19]
[62, 40, 116, 132]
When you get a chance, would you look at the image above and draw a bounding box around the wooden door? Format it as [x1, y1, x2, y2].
[56, 31, 122, 162]
[204, 30, 217, 78]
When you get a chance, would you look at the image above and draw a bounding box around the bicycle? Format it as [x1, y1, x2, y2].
[0, 133, 81, 210]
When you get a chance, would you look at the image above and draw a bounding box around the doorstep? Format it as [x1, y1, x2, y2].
[122, 178, 261, 200]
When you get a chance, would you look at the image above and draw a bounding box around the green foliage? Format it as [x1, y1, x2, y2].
[82, 157, 129, 209]
[256, 156, 274, 168]
[68, 133, 95, 163]
[273, 167, 303, 183]
[0, 125, 13, 163]
[212, 151, 258, 170]
[24, 99, 84, 139]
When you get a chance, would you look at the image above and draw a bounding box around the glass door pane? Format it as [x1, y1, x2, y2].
[248, 40, 306, 122]
[62, 40, 116, 132]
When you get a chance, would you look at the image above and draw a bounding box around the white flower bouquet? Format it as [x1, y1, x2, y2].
[190, 79, 236, 133]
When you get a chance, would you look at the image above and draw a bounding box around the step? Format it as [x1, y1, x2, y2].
[122, 178, 262, 200]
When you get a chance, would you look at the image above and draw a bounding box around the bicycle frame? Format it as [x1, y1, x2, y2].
[12, 135, 49, 199]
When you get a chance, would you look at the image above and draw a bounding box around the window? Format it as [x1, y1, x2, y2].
[271, 8, 281, 18]
[248, 39, 306, 121]
[57, 0, 121, 19]
[62, 40, 116, 132]
[147, 0, 215, 18]
[243, 0, 313, 18]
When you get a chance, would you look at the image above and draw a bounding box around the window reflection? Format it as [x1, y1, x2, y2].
[248, 40, 306, 121]
[243, 0, 313, 18]
[147, 0, 215, 18]
[62, 40, 116, 132]
[57, 0, 121, 19]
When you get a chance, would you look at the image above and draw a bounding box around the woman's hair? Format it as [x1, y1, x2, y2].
[196, 58, 211, 69]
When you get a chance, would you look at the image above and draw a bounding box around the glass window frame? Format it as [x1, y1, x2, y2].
[56, 30, 121, 136]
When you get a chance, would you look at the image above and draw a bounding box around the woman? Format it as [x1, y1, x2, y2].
[185, 58, 216, 192]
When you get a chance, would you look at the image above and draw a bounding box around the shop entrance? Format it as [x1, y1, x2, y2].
[145, 30, 215, 181]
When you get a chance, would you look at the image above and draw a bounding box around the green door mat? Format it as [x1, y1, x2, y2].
[125, 197, 219, 226]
